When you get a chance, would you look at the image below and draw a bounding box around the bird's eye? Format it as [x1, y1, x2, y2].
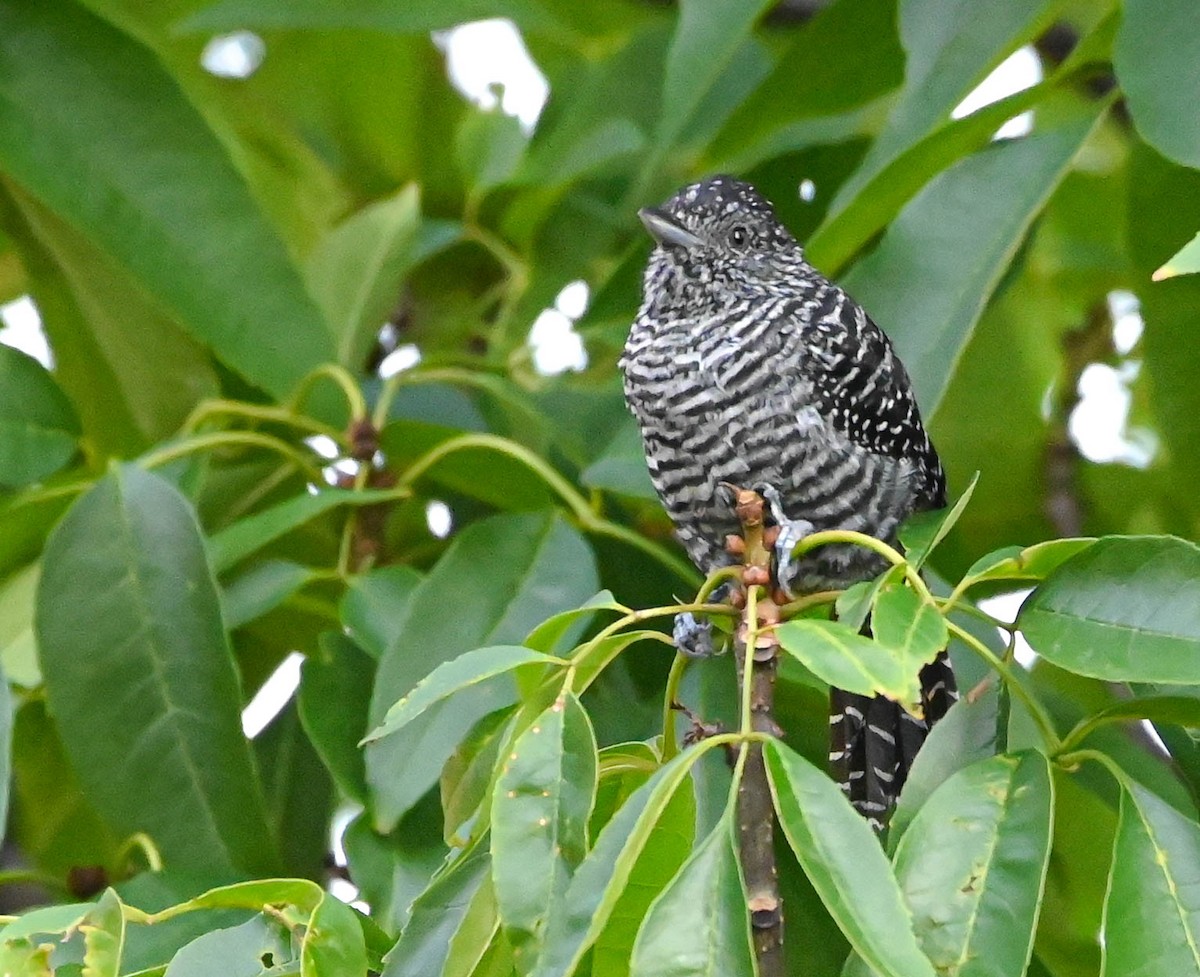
[729, 225, 748, 247]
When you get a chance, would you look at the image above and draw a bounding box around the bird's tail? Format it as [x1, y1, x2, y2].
[829, 652, 958, 833]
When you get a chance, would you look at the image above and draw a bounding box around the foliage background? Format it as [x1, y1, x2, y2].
[1, 0, 1200, 974]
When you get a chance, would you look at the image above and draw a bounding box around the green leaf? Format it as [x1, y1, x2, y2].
[0, 1, 333, 398]
[382, 837, 492, 977]
[113, 870, 259, 975]
[630, 811, 754, 977]
[457, 107, 529, 196]
[80, 889, 125, 977]
[306, 184, 460, 369]
[208, 488, 400, 573]
[572, 630, 675, 696]
[872, 582, 948, 669]
[36, 465, 276, 877]
[140, 877, 367, 977]
[160, 915, 293, 977]
[777, 618, 921, 707]
[0, 935, 52, 976]
[1061, 696, 1200, 755]
[843, 96, 1107, 417]
[657, 0, 774, 151]
[764, 739, 935, 977]
[706, 0, 904, 170]
[492, 692, 598, 963]
[342, 808, 446, 936]
[515, 26, 668, 196]
[154, 877, 318, 914]
[0, 345, 79, 488]
[520, 118, 646, 189]
[1141, 277, 1200, 505]
[580, 425, 658, 501]
[837, 565, 905, 633]
[298, 632, 375, 804]
[0, 561, 41, 687]
[0, 663, 10, 843]
[364, 645, 564, 746]
[443, 867, 505, 977]
[827, 0, 1066, 219]
[898, 473, 978, 569]
[1114, 0, 1200, 171]
[9, 700, 120, 876]
[367, 512, 599, 829]
[1103, 781, 1200, 976]
[590, 759, 696, 977]
[890, 684, 999, 848]
[301, 889, 368, 977]
[443, 708, 519, 846]
[960, 538, 1096, 589]
[254, 699, 335, 881]
[221, 559, 315, 631]
[533, 749, 700, 977]
[1, 185, 219, 457]
[0, 902, 90, 977]
[0, 902, 91, 943]
[523, 591, 623, 656]
[1017, 536, 1200, 683]
[891, 752, 1054, 977]
[807, 12, 1117, 274]
[340, 565, 423, 660]
[1154, 230, 1200, 281]
[178, 0, 566, 35]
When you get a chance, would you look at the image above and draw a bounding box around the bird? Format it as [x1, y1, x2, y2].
[620, 175, 957, 831]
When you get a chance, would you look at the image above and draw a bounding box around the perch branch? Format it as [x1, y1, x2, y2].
[730, 488, 785, 977]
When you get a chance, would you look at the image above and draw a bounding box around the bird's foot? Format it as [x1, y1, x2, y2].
[673, 611, 715, 658]
[673, 582, 732, 658]
[755, 483, 815, 599]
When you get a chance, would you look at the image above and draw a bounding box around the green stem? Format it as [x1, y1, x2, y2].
[139, 431, 326, 484]
[336, 453, 376, 578]
[144, 432, 324, 483]
[398, 433, 592, 520]
[372, 366, 508, 429]
[661, 653, 689, 763]
[0, 869, 70, 895]
[945, 620, 1060, 752]
[465, 224, 526, 282]
[696, 730, 771, 753]
[791, 529, 934, 601]
[740, 585, 760, 738]
[696, 565, 742, 604]
[778, 589, 840, 620]
[115, 831, 164, 874]
[288, 363, 367, 422]
[1054, 747, 1129, 783]
[397, 432, 700, 586]
[938, 597, 1013, 632]
[6, 478, 93, 508]
[182, 399, 342, 444]
[577, 601, 736, 662]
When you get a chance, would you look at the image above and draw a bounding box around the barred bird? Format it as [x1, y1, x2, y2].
[620, 176, 957, 830]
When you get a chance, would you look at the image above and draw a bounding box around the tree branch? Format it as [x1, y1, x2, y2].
[730, 488, 785, 976]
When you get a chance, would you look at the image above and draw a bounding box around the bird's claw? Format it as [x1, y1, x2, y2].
[754, 482, 814, 599]
[673, 581, 732, 658]
[674, 611, 716, 658]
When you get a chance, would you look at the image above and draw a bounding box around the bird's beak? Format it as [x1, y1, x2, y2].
[638, 207, 703, 249]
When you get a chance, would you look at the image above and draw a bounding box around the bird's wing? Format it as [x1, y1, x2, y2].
[792, 291, 946, 508]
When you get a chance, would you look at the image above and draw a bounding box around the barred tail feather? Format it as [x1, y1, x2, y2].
[829, 651, 959, 832]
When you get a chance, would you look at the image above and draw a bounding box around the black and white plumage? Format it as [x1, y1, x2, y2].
[621, 176, 957, 829]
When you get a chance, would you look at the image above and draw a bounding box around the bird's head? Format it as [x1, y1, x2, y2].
[637, 176, 804, 306]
